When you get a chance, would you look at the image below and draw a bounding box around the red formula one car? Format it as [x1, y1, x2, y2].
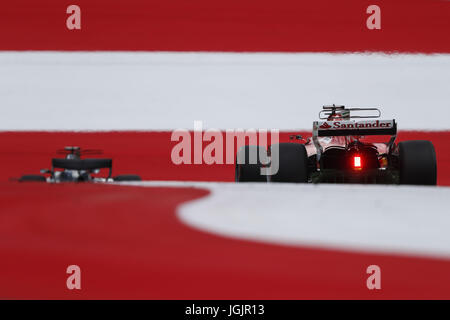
[236, 105, 437, 185]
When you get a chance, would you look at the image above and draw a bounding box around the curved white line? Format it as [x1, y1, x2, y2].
[122, 181, 450, 259]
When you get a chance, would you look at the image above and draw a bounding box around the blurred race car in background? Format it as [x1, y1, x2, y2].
[19, 146, 142, 183]
[236, 105, 437, 185]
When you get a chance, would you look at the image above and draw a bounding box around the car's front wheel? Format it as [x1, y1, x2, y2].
[113, 175, 142, 182]
[19, 175, 46, 182]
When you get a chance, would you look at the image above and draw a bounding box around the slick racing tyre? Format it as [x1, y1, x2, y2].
[19, 175, 46, 182]
[113, 175, 142, 182]
[398, 140, 437, 185]
[269, 143, 309, 183]
[235, 145, 267, 182]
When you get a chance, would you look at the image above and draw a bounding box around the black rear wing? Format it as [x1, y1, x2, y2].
[313, 120, 397, 137]
[312, 119, 397, 158]
[52, 158, 112, 178]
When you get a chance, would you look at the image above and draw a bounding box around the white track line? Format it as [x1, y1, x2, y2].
[1, 52, 450, 130]
[121, 181, 450, 259]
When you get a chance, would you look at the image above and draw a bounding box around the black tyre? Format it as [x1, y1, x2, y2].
[235, 145, 267, 182]
[269, 143, 309, 183]
[113, 175, 142, 182]
[19, 175, 46, 182]
[398, 140, 437, 185]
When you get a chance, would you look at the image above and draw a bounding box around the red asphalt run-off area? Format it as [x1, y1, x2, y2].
[1, 131, 450, 299]
[1, 0, 450, 299]
[1, 0, 450, 52]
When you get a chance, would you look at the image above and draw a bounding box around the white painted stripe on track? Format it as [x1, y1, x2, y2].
[119, 181, 450, 259]
[1, 52, 450, 130]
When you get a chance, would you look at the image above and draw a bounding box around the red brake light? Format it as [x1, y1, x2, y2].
[353, 156, 362, 168]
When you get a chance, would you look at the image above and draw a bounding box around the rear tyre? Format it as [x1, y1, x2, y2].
[19, 175, 46, 182]
[398, 140, 437, 185]
[269, 143, 309, 183]
[113, 175, 142, 182]
[235, 145, 267, 182]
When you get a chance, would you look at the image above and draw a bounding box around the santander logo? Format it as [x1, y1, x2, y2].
[319, 120, 393, 130]
[319, 122, 332, 129]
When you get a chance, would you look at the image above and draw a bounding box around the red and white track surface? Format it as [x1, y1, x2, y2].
[1, 79, 450, 299]
[0, 180, 449, 299]
[1, 0, 450, 299]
